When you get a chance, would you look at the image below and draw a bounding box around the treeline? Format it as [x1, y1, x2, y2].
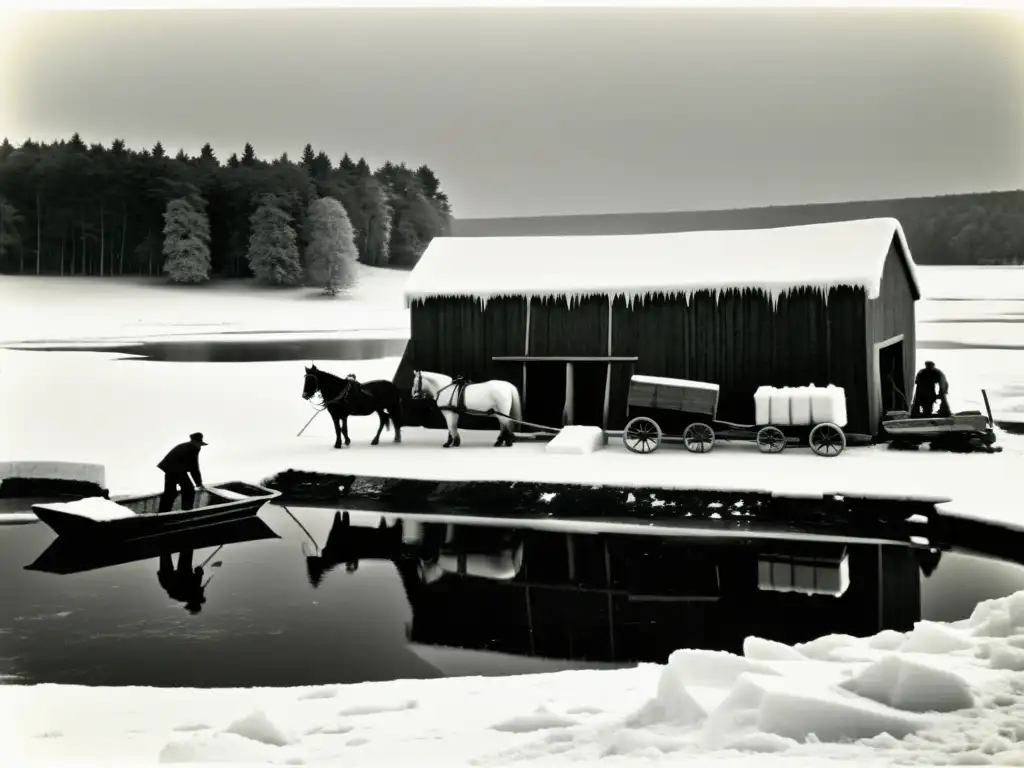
[0, 135, 452, 278]
[453, 190, 1024, 266]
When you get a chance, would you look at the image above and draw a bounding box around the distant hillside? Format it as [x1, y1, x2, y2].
[451, 190, 1024, 266]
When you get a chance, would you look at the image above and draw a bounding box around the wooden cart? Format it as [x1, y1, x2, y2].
[621, 375, 847, 458]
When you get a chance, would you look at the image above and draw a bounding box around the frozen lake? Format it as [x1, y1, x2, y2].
[2, 335, 409, 364]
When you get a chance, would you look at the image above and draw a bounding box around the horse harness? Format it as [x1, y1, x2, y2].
[438, 377, 471, 414]
[419, 372, 470, 415]
[304, 372, 357, 410]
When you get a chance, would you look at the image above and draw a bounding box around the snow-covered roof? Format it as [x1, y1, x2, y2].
[403, 218, 921, 307]
[631, 375, 720, 392]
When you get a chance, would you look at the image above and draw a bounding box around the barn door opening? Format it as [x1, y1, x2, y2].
[572, 362, 608, 428]
[523, 362, 566, 433]
[876, 337, 907, 414]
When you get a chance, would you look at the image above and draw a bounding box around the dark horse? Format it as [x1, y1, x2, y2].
[305, 510, 406, 587]
[302, 363, 403, 449]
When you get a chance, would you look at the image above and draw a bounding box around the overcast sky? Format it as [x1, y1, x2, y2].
[3, 7, 1023, 219]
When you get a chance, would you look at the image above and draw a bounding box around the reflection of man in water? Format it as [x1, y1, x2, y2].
[911, 361, 952, 418]
[157, 550, 207, 614]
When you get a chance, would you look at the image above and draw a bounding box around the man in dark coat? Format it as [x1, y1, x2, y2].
[911, 361, 952, 418]
[157, 432, 207, 513]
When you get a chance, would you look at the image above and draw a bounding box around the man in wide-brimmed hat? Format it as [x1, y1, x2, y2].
[157, 432, 208, 513]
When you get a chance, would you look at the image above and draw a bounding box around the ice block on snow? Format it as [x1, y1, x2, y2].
[546, 425, 605, 455]
[810, 385, 848, 427]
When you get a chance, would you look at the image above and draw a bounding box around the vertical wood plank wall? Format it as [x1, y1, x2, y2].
[403, 283, 888, 435]
[610, 287, 870, 433]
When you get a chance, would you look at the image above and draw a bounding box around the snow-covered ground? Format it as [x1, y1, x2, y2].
[1, 344, 1021, 529]
[2, 263, 1024, 767]
[1, 267, 1022, 529]
[8, 590, 1024, 766]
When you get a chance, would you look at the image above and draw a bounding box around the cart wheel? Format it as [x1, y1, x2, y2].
[756, 426, 786, 454]
[623, 416, 663, 454]
[809, 422, 846, 457]
[683, 422, 715, 453]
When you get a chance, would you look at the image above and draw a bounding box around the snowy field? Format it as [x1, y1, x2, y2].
[2, 264, 1024, 766]
[0, 264, 411, 344]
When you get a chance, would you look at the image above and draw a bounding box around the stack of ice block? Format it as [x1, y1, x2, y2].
[809, 385, 848, 428]
[753, 384, 848, 428]
[790, 386, 812, 425]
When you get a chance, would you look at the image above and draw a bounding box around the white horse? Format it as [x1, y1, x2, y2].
[411, 370, 522, 448]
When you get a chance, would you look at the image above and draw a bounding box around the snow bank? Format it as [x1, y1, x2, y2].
[545, 425, 606, 454]
[697, 671, 925, 748]
[839, 655, 975, 713]
[35, 496, 136, 521]
[403, 218, 918, 306]
[13, 587, 1024, 766]
[632, 588, 1024, 758]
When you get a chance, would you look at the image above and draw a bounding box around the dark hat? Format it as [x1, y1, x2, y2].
[190, 432, 209, 446]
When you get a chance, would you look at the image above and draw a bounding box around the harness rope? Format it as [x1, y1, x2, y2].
[297, 373, 355, 438]
[413, 372, 560, 434]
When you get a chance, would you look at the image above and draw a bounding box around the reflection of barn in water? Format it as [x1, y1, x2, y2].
[395, 218, 920, 436]
[394, 522, 922, 663]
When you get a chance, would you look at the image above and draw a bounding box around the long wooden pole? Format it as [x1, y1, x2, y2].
[602, 295, 613, 431]
[523, 297, 531, 414]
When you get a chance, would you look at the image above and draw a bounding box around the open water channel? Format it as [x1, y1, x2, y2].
[2, 503, 1024, 688]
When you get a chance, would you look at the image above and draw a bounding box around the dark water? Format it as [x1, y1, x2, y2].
[1, 336, 408, 363]
[3, 504, 1024, 688]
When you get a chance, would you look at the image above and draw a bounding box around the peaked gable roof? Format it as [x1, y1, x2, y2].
[403, 217, 921, 307]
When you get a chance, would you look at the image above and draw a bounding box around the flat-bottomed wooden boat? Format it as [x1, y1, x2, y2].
[32, 481, 281, 540]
